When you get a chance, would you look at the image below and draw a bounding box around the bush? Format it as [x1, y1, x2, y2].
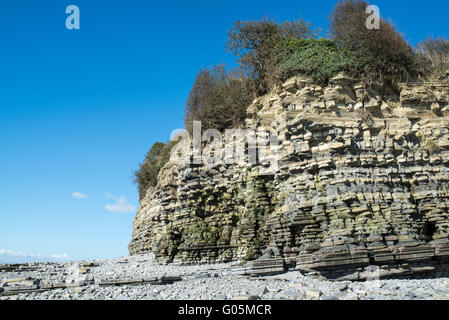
[417, 37, 449, 79]
[278, 37, 364, 85]
[184, 65, 253, 133]
[134, 141, 176, 200]
[329, 0, 419, 82]
[226, 18, 318, 95]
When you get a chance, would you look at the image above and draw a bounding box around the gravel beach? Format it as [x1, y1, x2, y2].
[1, 254, 448, 300]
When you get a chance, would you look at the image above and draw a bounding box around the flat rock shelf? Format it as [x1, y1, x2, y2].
[1, 254, 449, 300]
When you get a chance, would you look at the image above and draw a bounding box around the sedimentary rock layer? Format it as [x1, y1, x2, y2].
[129, 74, 449, 279]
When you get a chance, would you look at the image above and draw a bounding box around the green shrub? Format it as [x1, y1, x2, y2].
[226, 18, 318, 96]
[134, 141, 176, 200]
[184, 65, 253, 133]
[278, 37, 364, 85]
[329, 0, 419, 82]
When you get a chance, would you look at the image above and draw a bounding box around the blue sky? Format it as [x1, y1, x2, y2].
[1, 0, 448, 263]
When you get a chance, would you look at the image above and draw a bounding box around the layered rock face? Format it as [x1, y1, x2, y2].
[129, 74, 449, 280]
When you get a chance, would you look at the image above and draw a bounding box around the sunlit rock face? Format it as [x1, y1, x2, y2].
[129, 74, 449, 280]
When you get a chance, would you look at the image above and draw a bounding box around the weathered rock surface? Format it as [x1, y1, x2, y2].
[243, 247, 287, 277]
[129, 74, 449, 280]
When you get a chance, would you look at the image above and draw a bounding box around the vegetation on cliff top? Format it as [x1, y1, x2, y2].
[135, 0, 449, 199]
[278, 37, 364, 86]
[417, 37, 449, 79]
[226, 18, 319, 97]
[184, 65, 253, 133]
[134, 142, 176, 200]
[184, 0, 448, 132]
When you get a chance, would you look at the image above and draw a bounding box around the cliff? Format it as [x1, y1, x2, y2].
[129, 73, 449, 280]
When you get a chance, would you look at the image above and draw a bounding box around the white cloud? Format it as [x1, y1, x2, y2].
[71, 192, 87, 199]
[104, 192, 114, 199]
[105, 195, 136, 213]
[0, 249, 71, 263]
